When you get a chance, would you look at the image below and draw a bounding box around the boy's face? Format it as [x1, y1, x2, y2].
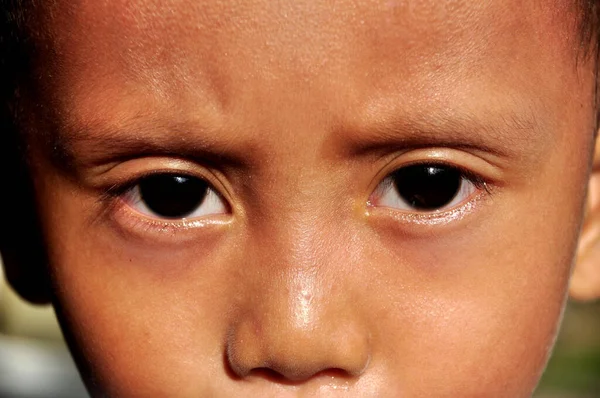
[18, 0, 596, 396]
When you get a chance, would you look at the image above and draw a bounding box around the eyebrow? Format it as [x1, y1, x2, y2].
[48, 118, 257, 175]
[48, 100, 546, 178]
[341, 104, 545, 163]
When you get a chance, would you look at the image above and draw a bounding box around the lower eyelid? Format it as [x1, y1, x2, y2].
[367, 188, 490, 228]
[96, 182, 231, 242]
[107, 196, 232, 243]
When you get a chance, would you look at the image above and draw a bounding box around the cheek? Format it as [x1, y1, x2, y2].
[364, 229, 573, 396]
[42, 190, 581, 396]
[48, 242, 229, 395]
[365, 159, 587, 395]
[31, 130, 589, 397]
[34, 178, 239, 396]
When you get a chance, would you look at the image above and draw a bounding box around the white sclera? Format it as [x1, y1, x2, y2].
[375, 174, 477, 213]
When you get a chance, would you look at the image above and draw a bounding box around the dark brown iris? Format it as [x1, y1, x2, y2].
[392, 165, 462, 210]
[139, 174, 208, 218]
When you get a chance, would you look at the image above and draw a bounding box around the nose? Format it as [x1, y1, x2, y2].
[226, 269, 371, 382]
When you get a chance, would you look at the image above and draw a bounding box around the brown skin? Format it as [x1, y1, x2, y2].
[5, 0, 600, 396]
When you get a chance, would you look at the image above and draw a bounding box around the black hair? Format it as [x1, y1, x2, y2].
[580, 0, 600, 54]
[0, 0, 50, 303]
[578, 0, 600, 132]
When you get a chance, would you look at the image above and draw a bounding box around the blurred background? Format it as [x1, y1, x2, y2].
[0, 263, 87, 398]
[0, 260, 599, 398]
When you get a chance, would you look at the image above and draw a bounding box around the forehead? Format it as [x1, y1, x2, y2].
[41, 0, 580, 98]
[34, 0, 590, 161]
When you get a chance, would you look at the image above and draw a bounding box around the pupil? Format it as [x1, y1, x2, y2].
[139, 174, 208, 218]
[392, 164, 461, 210]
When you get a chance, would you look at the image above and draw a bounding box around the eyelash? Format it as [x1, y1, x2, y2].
[368, 161, 492, 218]
[100, 172, 229, 228]
[381, 162, 490, 195]
[99, 161, 492, 237]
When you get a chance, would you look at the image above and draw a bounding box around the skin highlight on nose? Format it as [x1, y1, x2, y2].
[225, 266, 371, 384]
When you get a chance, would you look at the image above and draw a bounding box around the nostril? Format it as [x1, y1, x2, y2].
[247, 367, 354, 384]
[247, 367, 288, 382]
[313, 368, 355, 379]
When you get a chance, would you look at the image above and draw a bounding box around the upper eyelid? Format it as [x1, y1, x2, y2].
[374, 160, 490, 196]
[96, 160, 235, 202]
[388, 161, 486, 181]
[103, 170, 205, 197]
[367, 146, 504, 194]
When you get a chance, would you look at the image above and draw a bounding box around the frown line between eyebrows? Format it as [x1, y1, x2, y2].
[46, 99, 546, 178]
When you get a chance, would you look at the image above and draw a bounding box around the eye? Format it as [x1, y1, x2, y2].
[123, 173, 227, 219]
[371, 164, 483, 212]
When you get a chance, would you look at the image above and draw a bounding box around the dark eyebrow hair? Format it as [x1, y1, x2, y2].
[0, 0, 598, 171]
[342, 104, 544, 166]
[47, 119, 257, 175]
[46, 100, 542, 181]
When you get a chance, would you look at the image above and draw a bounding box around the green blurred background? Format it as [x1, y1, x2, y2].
[535, 300, 600, 398]
[1, 264, 599, 397]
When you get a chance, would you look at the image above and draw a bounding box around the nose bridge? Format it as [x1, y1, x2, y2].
[266, 189, 351, 328]
[227, 200, 370, 382]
